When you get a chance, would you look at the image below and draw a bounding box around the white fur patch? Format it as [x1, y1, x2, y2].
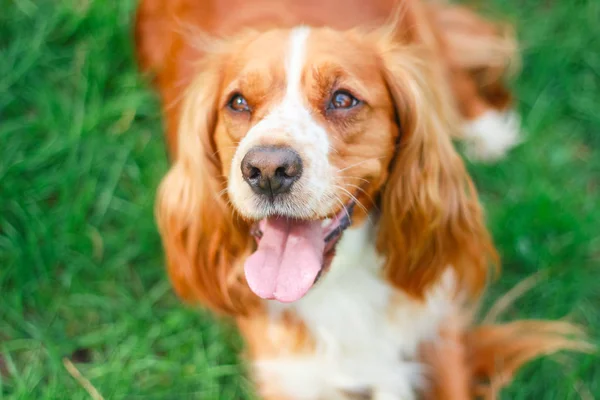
[228, 27, 337, 220]
[254, 219, 456, 399]
[286, 26, 311, 99]
[462, 109, 521, 162]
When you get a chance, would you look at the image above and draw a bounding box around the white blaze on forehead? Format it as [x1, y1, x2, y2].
[228, 26, 336, 219]
[285, 26, 310, 99]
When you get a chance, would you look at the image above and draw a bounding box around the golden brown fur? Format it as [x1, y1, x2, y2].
[136, 0, 590, 398]
[372, 30, 497, 298]
[146, 0, 507, 314]
[421, 299, 592, 399]
[155, 48, 259, 315]
[135, 0, 517, 156]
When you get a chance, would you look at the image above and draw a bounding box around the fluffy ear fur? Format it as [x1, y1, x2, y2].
[374, 32, 498, 299]
[155, 54, 258, 316]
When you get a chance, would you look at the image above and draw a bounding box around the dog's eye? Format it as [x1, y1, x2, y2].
[329, 90, 360, 110]
[228, 93, 251, 112]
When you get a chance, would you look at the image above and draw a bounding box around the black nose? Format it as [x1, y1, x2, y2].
[241, 146, 303, 199]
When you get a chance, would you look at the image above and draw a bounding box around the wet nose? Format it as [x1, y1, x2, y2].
[241, 146, 303, 199]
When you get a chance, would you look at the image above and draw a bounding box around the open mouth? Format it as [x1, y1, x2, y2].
[244, 200, 356, 303]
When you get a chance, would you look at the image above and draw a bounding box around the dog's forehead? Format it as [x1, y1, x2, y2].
[306, 29, 383, 79]
[226, 27, 378, 87]
[223, 30, 288, 79]
[304, 28, 373, 61]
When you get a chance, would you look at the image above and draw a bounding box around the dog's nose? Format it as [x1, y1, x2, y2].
[241, 146, 303, 198]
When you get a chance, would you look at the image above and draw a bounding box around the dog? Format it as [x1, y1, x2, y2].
[135, 0, 588, 398]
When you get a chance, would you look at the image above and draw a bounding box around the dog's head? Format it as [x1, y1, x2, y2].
[156, 24, 496, 314]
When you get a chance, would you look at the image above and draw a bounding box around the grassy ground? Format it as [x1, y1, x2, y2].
[0, 0, 598, 399]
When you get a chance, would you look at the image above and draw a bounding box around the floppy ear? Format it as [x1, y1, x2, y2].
[155, 55, 258, 316]
[375, 37, 498, 299]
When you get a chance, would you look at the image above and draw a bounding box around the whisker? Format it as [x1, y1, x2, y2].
[332, 194, 352, 222]
[336, 187, 376, 225]
[334, 185, 369, 215]
[341, 183, 373, 202]
[336, 157, 385, 173]
[211, 144, 240, 158]
[220, 190, 238, 221]
[342, 183, 379, 215]
[337, 175, 370, 184]
[217, 187, 229, 200]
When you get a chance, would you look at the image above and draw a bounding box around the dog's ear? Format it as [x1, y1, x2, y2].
[155, 53, 258, 316]
[373, 29, 498, 299]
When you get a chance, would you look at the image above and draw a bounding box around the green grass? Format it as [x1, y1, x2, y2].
[0, 0, 598, 398]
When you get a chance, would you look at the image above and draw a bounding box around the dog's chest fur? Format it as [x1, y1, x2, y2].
[254, 220, 455, 400]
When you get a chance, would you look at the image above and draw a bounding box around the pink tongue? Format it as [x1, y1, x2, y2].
[244, 217, 324, 302]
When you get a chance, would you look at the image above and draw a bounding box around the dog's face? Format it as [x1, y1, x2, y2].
[157, 25, 494, 313]
[211, 27, 398, 301]
[217, 27, 397, 221]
